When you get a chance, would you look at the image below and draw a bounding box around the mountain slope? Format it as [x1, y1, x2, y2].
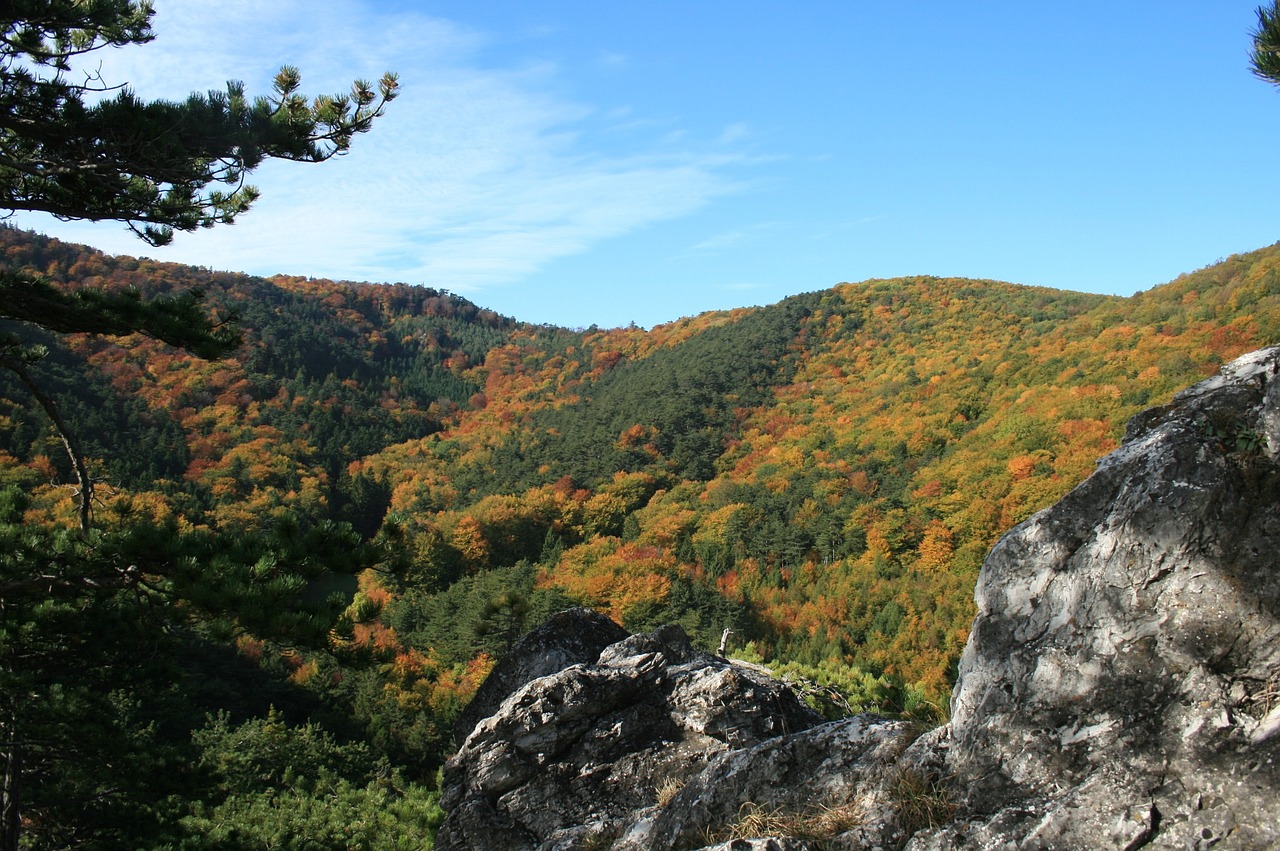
[365, 245, 1280, 702]
[0, 226, 519, 532]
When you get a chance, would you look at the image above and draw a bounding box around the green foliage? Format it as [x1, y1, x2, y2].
[461, 294, 822, 494]
[0, 492, 399, 848]
[172, 778, 443, 851]
[0, 271, 241, 357]
[0, 322, 191, 482]
[0, 512, 185, 845]
[389, 561, 571, 666]
[735, 648, 944, 725]
[334, 666, 457, 776]
[1253, 1, 1280, 86]
[621, 575, 757, 653]
[1201, 412, 1266, 456]
[0, 227, 520, 530]
[170, 708, 442, 849]
[176, 519, 372, 644]
[190, 707, 379, 796]
[0, 6, 451, 845]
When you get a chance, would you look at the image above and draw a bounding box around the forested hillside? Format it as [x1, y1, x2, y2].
[362, 249, 1275, 687]
[3, 224, 1278, 846]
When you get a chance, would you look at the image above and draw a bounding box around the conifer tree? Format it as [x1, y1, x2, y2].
[1252, 2, 1280, 85]
[0, 5, 398, 846]
[0, 0, 398, 246]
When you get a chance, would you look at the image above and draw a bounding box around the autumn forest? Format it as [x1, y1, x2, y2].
[3, 224, 1279, 847]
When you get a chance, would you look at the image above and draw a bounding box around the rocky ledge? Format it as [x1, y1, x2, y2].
[438, 347, 1280, 850]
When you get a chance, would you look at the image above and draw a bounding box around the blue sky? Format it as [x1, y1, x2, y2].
[13, 1, 1280, 328]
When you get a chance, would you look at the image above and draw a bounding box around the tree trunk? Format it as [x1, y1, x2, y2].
[0, 722, 18, 851]
[0, 355, 93, 534]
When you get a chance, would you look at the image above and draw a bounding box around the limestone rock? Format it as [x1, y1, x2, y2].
[697, 841, 817, 851]
[614, 714, 921, 851]
[923, 345, 1280, 849]
[451, 607, 628, 749]
[435, 619, 826, 850]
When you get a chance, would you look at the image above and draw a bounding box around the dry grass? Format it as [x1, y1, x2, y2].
[655, 776, 686, 808]
[888, 768, 957, 834]
[710, 799, 868, 844]
[1233, 670, 1280, 722]
[704, 769, 955, 845]
[1254, 672, 1280, 716]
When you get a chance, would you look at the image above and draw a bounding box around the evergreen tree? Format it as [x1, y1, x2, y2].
[0, 1, 396, 532]
[0, 4, 397, 846]
[0, 272, 240, 531]
[0, 0, 398, 246]
[0, 486, 384, 849]
[1253, 2, 1280, 85]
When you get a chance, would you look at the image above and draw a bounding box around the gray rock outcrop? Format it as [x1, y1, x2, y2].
[912, 345, 1280, 849]
[450, 607, 629, 749]
[435, 620, 849, 850]
[438, 347, 1280, 850]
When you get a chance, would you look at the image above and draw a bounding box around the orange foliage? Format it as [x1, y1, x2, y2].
[544, 540, 675, 625]
[915, 520, 955, 572]
[13, 227, 1280, 719]
[427, 654, 495, 715]
[849, 470, 877, 496]
[451, 516, 490, 569]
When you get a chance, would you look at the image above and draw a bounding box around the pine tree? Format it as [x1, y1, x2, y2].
[1254, 2, 1280, 85]
[0, 0, 398, 246]
[0, 5, 397, 846]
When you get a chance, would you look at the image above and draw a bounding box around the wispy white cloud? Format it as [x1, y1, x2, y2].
[596, 51, 628, 69]
[14, 0, 748, 293]
[683, 222, 782, 256]
[717, 123, 750, 145]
